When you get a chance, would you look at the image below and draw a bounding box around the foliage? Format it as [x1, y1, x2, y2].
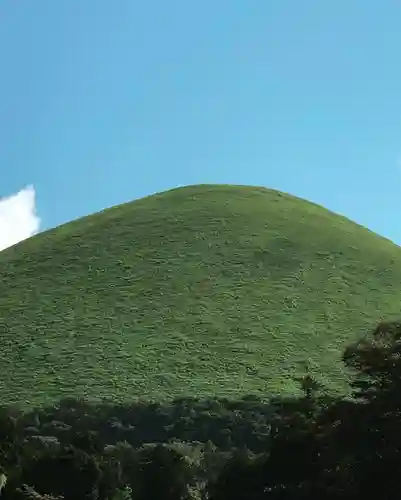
[0, 321, 400, 498]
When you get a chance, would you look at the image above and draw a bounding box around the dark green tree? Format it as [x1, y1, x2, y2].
[341, 320, 401, 499]
[136, 445, 192, 500]
[21, 446, 102, 500]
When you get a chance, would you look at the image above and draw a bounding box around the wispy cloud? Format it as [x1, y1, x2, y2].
[0, 186, 41, 251]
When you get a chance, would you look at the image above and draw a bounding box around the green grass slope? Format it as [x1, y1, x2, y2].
[0, 184, 400, 407]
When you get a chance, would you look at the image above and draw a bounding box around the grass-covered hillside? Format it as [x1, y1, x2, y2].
[1, 184, 400, 407]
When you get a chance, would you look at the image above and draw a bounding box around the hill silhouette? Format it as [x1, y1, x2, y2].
[0, 184, 400, 407]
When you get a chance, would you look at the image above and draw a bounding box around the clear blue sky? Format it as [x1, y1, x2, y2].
[1, 1, 401, 244]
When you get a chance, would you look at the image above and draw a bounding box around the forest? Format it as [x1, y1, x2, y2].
[0, 320, 400, 499]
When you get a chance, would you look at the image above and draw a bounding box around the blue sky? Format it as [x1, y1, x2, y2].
[1, 0, 401, 249]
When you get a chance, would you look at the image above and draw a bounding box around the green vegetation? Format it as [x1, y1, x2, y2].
[0, 321, 400, 499]
[1, 184, 401, 406]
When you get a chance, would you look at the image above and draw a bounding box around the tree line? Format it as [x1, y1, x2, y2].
[0, 320, 401, 499]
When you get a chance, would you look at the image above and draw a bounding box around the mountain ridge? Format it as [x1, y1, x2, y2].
[0, 184, 400, 407]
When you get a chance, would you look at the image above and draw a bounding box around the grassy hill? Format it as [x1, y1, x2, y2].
[0, 184, 400, 407]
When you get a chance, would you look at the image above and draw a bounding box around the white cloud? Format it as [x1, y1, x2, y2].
[0, 186, 41, 251]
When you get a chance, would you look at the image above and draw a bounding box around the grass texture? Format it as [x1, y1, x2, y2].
[0, 184, 400, 407]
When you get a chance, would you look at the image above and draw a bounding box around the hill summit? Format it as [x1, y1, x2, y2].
[1, 184, 400, 406]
